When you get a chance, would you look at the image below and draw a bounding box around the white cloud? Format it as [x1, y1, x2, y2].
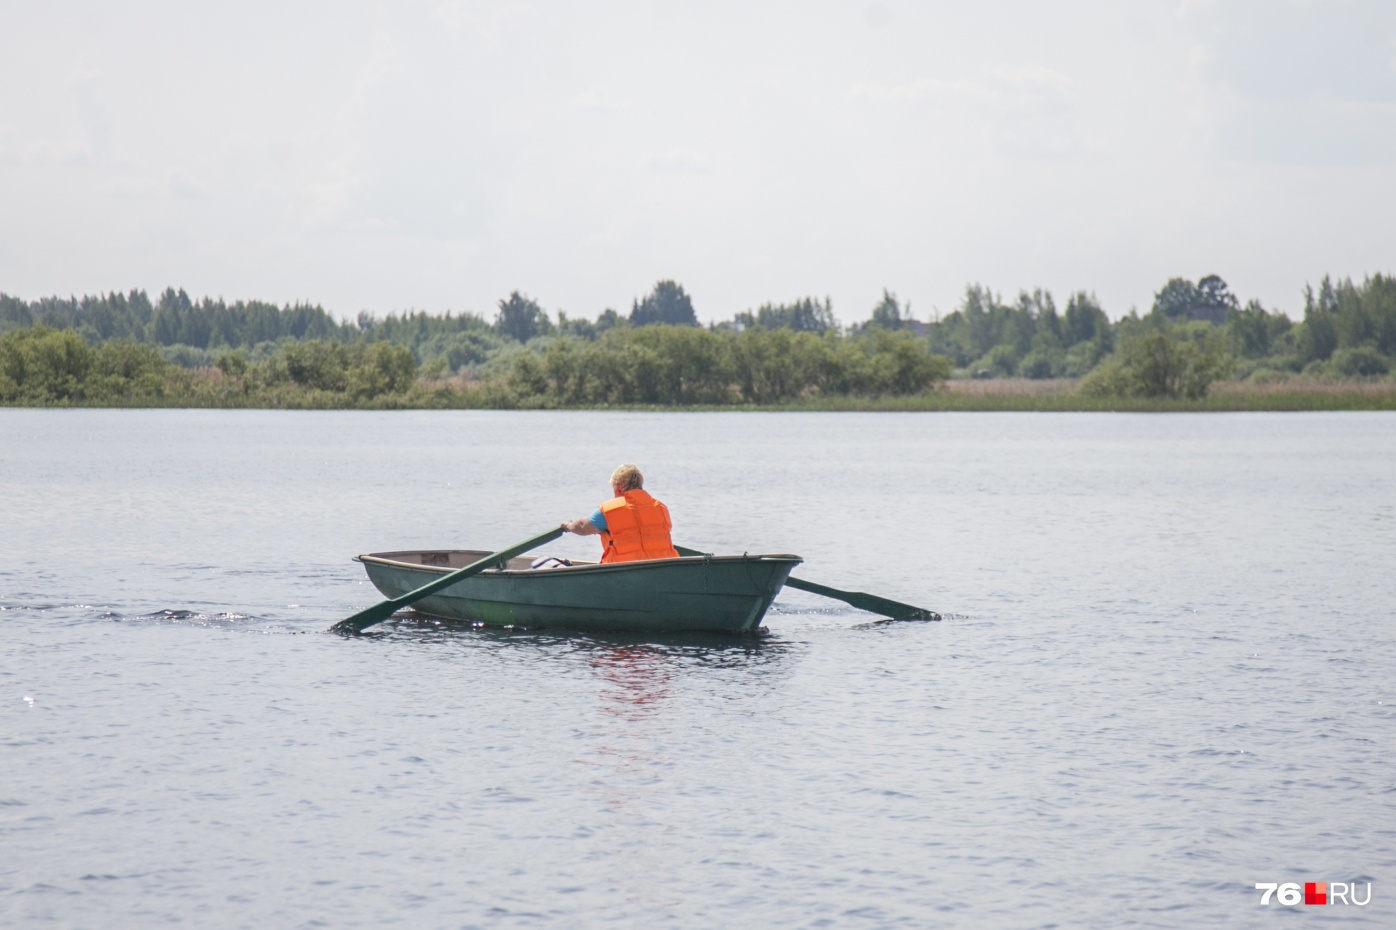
[1181, 0, 1396, 164]
[861, 3, 892, 29]
[168, 172, 207, 201]
[571, 89, 630, 111]
[640, 147, 709, 172]
[70, 72, 113, 163]
[434, 0, 534, 45]
[846, 65, 1078, 160]
[1, 0, 1393, 322]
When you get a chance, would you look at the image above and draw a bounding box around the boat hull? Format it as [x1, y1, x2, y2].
[356, 550, 802, 634]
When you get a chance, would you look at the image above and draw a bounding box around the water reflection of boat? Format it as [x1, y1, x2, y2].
[590, 645, 672, 719]
[355, 550, 802, 634]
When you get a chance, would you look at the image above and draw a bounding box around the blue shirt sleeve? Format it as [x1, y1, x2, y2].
[588, 508, 608, 533]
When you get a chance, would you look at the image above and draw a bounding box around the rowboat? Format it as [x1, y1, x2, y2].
[355, 549, 803, 633]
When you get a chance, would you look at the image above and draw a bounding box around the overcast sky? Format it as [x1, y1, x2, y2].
[2, 0, 1393, 324]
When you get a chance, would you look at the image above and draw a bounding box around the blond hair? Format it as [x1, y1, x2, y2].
[610, 464, 644, 491]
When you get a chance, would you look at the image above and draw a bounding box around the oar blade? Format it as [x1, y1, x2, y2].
[783, 576, 940, 621]
[331, 527, 564, 635]
[676, 545, 939, 621]
[842, 592, 939, 621]
[332, 599, 404, 635]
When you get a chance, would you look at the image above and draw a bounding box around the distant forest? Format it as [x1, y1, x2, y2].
[2, 273, 1394, 407]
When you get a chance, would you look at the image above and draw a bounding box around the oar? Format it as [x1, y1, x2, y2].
[675, 545, 940, 621]
[330, 527, 564, 635]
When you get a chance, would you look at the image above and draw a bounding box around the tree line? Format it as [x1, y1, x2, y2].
[501, 325, 947, 406]
[925, 274, 1395, 382]
[0, 318, 947, 408]
[2, 273, 1393, 406]
[0, 325, 421, 407]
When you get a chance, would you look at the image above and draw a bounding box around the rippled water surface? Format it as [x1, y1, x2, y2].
[3, 409, 1394, 928]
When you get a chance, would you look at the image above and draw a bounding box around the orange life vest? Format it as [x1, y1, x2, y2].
[598, 489, 679, 563]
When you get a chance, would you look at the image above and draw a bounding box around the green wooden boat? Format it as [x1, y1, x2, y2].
[355, 549, 803, 633]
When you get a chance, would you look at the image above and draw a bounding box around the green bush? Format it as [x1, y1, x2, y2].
[1018, 348, 1061, 379]
[733, 328, 818, 403]
[509, 327, 736, 405]
[1330, 345, 1390, 377]
[1080, 325, 1231, 399]
[0, 325, 93, 403]
[855, 328, 952, 396]
[89, 342, 170, 400]
[347, 343, 417, 398]
[967, 344, 1020, 378]
[272, 340, 418, 398]
[1062, 338, 1109, 377]
[281, 340, 354, 391]
[158, 345, 218, 368]
[0, 326, 173, 404]
[1077, 358, 1135, 397]
[417, 330, 501, 371]
[1301, 359, 1329, 378]
[497, 326, 949, 406]
[216, 350, 249, 378]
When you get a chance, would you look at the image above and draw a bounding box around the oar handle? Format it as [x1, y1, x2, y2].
[331, 527, 564, 634]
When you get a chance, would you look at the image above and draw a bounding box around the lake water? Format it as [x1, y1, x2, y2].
[2, 409, 1393, 929]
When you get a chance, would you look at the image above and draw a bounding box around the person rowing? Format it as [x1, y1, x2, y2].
[562, 464, 680, 563]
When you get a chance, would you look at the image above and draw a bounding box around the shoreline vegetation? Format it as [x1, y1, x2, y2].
[3, 275, 1394, 412]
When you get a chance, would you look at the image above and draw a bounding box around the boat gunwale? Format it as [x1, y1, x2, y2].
[355, 551, 803, 578]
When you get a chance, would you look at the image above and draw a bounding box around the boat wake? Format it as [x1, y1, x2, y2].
[105, 608, 303, 633]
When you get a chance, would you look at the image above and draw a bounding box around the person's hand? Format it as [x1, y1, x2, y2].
[562, 517, 597, 536]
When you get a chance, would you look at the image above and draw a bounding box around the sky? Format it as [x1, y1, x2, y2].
[1, 0, 1394, 325]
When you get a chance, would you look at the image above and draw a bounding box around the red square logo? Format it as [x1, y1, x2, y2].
[1305, 882, 1327, 905]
